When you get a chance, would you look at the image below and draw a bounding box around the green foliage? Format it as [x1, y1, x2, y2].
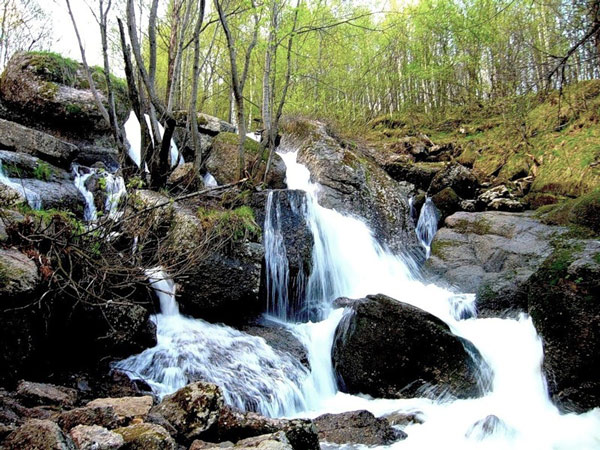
[127, 176, 145, 190]
[98, 176, 107, 191]
[197, 205, 261, 244]
[537, 188, 600, 236]
[33, 162, 52, 181]
[28, 51, 80, 86]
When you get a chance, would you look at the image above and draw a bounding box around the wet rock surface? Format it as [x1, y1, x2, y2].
[314, 410, 406, 445]
[525, 239, 600, 412]
[425, 211, 561, 316]
[332, 294, 485, 400]
[280, 119, 419, 255]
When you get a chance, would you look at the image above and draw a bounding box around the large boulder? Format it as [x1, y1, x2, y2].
[69, 425, 124, 450]
[525, 239, 600, 412]
[205, 132, 285, 188]
[279, 119, 418, 254]
[58, 405, 121, 431]
[0, 118, 79, 167]
[150, 383, 319, 449]
[332, 294, 485, 399]
[16, 381, 77, 408]
[114, 422, 176, 450]
[149, 382, 223, 444]
[130, 190, 264, 323]
[0, 52, 129, 136]
[86, 396, 154, 424]
[0, 248, 42, 382]
[0, 150, 85, 212]
[3, 418, 76, 450]
[0, 247, 39, 300]
[428, 163, 478, 199]
[382, 160, 445, 191]
[313, 410, 405, 445]
[425, 211, 561, 316]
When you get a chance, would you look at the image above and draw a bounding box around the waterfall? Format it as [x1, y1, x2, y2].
[416, 197, 439, 259]
[273, 150, 600, 449]
[264, 191, 290, 320]
[114, 269, 312, 417]
[72, 165, 126, 222]
[73, 165, 97, 221]
[124, 111, 183, 169]
[0, 160, 42, 209]
[114, 147, 600, 449]
[203, 172, 218, 187]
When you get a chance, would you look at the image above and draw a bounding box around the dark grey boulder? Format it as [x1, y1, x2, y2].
[332, 294, 486, 399]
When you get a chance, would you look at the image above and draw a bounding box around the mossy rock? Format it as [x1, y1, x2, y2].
[537, 189, 600, 235]
[0, 51, 130, 134]
[206, 132, 285, 187]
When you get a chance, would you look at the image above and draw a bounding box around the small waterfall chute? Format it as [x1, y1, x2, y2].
[0, 160, 42, 210]
[72, 164, 126, 222]
[203, 172, 218, 187]
[114, 268, 312, 417]
[416, 197, 440, 259]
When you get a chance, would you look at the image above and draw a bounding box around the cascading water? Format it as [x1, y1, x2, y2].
[72, 165, 126, 222]
[0, 160, 42, 209]
[264, 191, 291, 320]
[114, 268, 313, 417]
[73, 165, 97, 221]
[416, 196, 439, 259]
[270, 150, 600, 449]
[113, 145, 600, 448]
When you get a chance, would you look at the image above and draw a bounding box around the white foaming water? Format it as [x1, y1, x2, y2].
[124, 111, 142, 167]
[73, 165, 97, 221]
[124, 111, 183, 169]
[0, 160, 42, 209]
[273, 150, 600, 450]
[415, 196, 439, 259]
[203, 172, 218, 187]
[264, 191, 290, 320]
[114, 268, 313, 417]
[72, 165, 126, 222]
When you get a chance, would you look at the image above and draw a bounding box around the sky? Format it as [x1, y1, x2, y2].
[48, 1, 105, 67]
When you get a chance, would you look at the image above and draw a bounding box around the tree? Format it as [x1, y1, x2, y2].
[0, 0, 51, 68]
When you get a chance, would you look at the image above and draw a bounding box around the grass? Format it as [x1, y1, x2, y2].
[33, 162, 52, 181]
[536, 188, 600, 236]
[197, 205, 261, 244]
[365, 80, 600, 199]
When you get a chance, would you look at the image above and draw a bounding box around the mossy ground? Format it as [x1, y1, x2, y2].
[212, 132, 261, 155]
[536, 188, 600, 236]
[365, 80, 600, 199]
[197, 205, 261, 244]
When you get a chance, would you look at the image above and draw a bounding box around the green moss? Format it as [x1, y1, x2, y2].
[430, 239, 456, 258]
[453, 217, 491, 235]
[197, 205, 261, 243]
[594, 253, 600, 264]
[213, 132, 261, 155]
[28, 51, 80, 86]
[365, 80, 600, 198]
[18, 206, 84, 234]
[33, 162, 52, 181]
[540, 241, 583, 286]
[537, 188, 600, 235]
